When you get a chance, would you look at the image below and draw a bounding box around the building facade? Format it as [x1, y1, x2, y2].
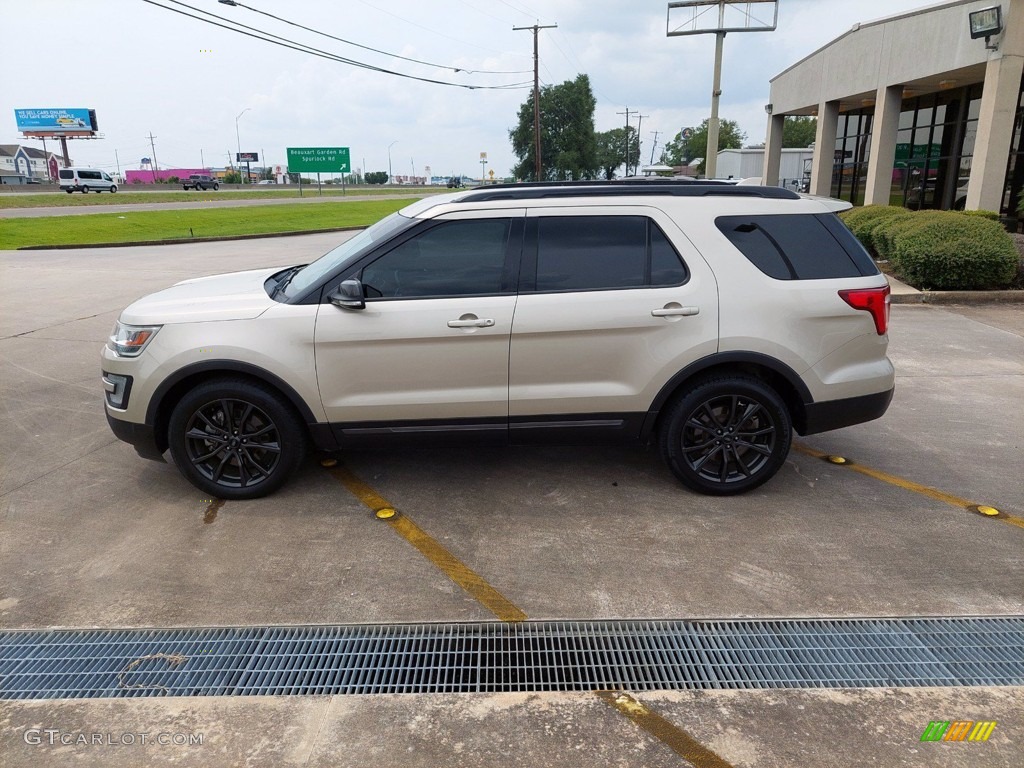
[763, 0, 1024, 215]
[0, 144, 63, 183]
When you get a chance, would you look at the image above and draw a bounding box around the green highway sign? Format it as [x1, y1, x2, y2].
[286, 147, 351, 173]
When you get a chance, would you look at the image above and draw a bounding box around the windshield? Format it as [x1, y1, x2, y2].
[283, 212, 414, 298]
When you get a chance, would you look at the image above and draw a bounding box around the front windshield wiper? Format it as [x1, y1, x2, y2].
[270, 265, 304, 300]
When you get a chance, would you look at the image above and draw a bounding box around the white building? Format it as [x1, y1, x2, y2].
[763, 0, 1024, 214]
[716, 148, 813, 186]
[0, 144, 63, 184]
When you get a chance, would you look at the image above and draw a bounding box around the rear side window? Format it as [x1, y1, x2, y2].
[716, 213, 878, 280]
[78, 170, 102, 181]
[58, 170, 73, 179]
[532, 216, 687, 292]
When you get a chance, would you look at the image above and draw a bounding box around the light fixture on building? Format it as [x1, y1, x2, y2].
[939, 79, 958, 90]
[765, 103, 773, 115]
[969, 6, 1002, 50]
[861, 98, 875, 107]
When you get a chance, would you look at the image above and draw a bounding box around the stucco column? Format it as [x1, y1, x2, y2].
[863, 85, 902, 206]
[762, 113, 785, 185]
[810, 100, 840, 197]
[968, 55, 1024, 210]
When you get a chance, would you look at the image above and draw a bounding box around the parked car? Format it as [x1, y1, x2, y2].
[182, 174, 219, 191]
[257, 179, 276, 185]
[446, 177, 464, 188]
[58, 167, 117, 194]
[102, 181, 893, 499]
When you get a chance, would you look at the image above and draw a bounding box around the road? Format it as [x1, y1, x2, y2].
[1, 234, 1022, 767]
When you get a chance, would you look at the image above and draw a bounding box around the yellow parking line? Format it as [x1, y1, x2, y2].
[597, 691, 736, 768]
[793, 443, 1024, 530]
[325, 464, 527, 623]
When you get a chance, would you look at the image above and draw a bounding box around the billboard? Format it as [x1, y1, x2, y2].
[237, 152, 258, 162]
[287, 147, 350, 173]
[15, 108, 98, 134]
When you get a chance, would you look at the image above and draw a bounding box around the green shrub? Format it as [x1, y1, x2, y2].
[956, 209, 1001, 221]
[166, 175, 179, 184]
[840, 206, 912, 254]
[869, 211, 920, 259]
[889, 212, 1018, 289]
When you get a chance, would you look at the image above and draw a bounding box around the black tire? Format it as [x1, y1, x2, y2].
[168, 378, 307, 500]
[659, 376, 792, 495]
[110, 185, 117, 193]
[81, 186, 89, 194]
[212, 183, 219, 191]
[65, 189, 73, 194]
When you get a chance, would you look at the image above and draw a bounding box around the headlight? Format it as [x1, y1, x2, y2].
[108, 321, 161, 357]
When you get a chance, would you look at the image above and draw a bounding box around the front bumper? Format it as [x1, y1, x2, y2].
[106, 412, 165, 462]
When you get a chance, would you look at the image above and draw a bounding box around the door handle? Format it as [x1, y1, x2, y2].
[651, 306, 699, 317]
[447, 318, 495, 328]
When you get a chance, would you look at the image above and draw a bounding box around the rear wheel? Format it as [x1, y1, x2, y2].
[659, 376, 791, 495]
[81, 186, 89, 193]
[65, 189, 73, 194]
[168, 379, 307, 500]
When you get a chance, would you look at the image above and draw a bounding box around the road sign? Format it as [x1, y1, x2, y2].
[287, 147, 351, 173]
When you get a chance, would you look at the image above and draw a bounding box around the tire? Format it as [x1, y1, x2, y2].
[81, 186, 89, 194]
[198, 184, 205, 191]
[168, 378, 307, 500]
[212, 184, 219, 191]
[110, 185, 117, 193]
[65, 189, 73, 194]
[659, 376, 792, 495]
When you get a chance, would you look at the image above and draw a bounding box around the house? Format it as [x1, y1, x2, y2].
[0, 144, 63, 183]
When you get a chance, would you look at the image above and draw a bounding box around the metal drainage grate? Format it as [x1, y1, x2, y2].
[1, 617, 1022, 700]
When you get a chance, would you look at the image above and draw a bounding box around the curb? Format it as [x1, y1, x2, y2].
[890, 290, 1024, 305]
[15, 226, 364, 251]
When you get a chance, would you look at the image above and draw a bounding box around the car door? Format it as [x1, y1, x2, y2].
[314, 210, 524, 446]
[508, 206, 719, 442]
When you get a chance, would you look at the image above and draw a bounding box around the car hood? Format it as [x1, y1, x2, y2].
[119, 267, 287, 325]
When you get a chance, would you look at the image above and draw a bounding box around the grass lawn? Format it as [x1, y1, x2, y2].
[0, 187, 445, 209]
[0, 199, 416, 249]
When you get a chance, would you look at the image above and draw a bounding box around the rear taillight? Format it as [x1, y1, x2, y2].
[839, 285, 890, 335]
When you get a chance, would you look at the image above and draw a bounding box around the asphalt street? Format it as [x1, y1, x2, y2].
[1, 234, 1022, 767]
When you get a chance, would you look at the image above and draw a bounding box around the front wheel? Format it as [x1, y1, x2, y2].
[168, 379, 307, 500]
[109, 185, 117, 193]
[212, 183, 219, 191]
[659, 376, 792, 495]
[81, 186, 89, 193]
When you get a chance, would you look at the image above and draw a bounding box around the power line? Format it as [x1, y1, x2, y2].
[141, 0, 531, 91]
[217, 0, 530, 75]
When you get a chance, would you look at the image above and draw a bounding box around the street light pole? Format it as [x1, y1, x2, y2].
[235, 107, 251, 183]
[388, 140, 397, 185]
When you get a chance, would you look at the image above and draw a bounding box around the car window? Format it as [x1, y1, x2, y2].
[716, 213, 873, 280]
[362, 219, 511, 299]
[58, 170, 73, 179]
[534, 216, 687, 292]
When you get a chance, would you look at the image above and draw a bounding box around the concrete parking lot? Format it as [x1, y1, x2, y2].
[1, 234, 1022, 766]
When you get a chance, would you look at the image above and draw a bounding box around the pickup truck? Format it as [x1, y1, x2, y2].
[182, 174, 219, 191]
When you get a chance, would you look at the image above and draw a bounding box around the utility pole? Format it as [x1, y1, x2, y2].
[200, 148, 205, 170]
[146, 132, 159, 182]
[617, 108, 634, 177]
[514, 22, 557, 181]
[635, 114, 649, 174]
[650, 130, 661, 165]
[114, 148, 121, 181]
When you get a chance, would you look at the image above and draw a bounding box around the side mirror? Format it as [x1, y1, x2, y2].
[329, 278, 366, 310]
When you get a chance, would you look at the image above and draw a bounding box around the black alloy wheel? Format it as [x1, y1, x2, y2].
[660, 376, 791, 495]
[168, 379, 306, 499]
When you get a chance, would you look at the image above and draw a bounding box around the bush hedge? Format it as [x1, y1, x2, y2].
[888, 213, 1018, 289]
[957, 209, 1001, 221]
[839, 205, 911, 254]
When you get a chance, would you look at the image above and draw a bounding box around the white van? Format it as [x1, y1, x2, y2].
[58, 168, 118, 194]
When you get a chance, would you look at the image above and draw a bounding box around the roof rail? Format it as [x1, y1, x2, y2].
[459, 181, 800, 202]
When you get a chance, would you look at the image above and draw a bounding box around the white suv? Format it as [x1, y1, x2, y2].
[102, 182, 894, 499]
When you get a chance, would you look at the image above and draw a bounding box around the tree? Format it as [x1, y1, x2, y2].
[782, 116, 817, 148]
[365, 171, 389, 185]
[595, 126, 640, 180]
[223, 170, 242, 184]
[510, 74, 599, 181]
[660, 119, 746, 174]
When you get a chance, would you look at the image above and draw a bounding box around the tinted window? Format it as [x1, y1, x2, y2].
[534, 216, 687, 291]
[650, 223, 688, 286]
[58, 170, 73, 179]
[361, 219, 510, 298]
[79, 170, 101, 180]
[716, 214, 875, 280]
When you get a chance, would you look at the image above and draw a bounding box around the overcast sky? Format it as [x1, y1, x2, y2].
[1, 0, 937, 179]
